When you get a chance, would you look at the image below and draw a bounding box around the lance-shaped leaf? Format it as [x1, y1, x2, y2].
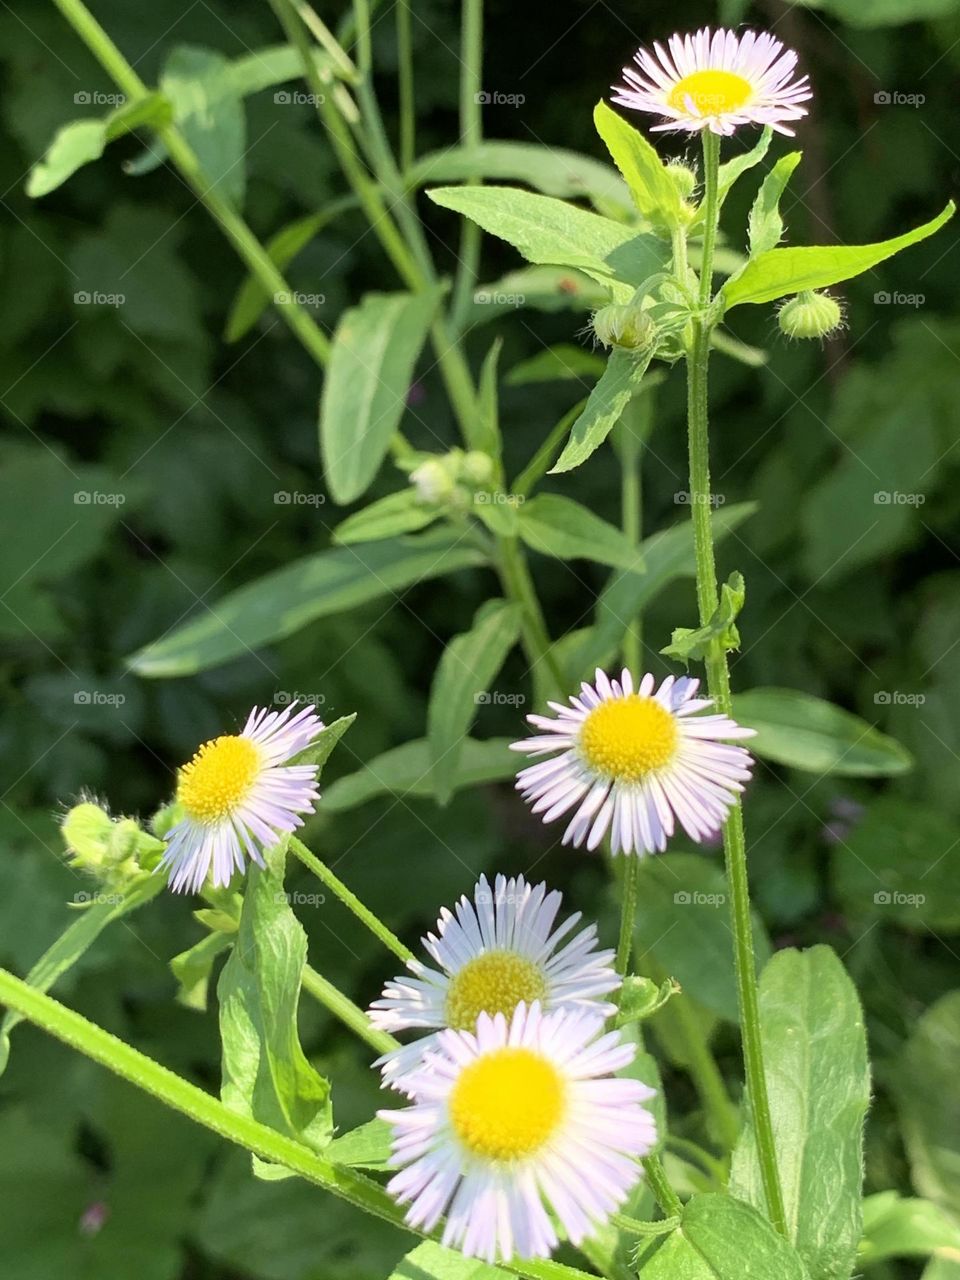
[428, 185, 668, 298]
[217, 843, 332, 1166]
[731, 946, 870, 1280]
[27, 94, 172, 198]
[723, 202, 955, 308]
[410, 139, 628, 208]
[638, 1193, 811, 1279]
[127, 528, 487, 678]
[748, 151, 802, 257]
[517, 493, 644, 570]
[428, 600, 522, 804]
[320, 288, 440, 504]
[593, 101, 683, 227]
[550, 348, 655, 474]
[334, 489, 439, 544]
[323, 737, 516, 811]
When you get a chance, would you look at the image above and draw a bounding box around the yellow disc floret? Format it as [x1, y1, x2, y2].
[668, 69, 753, 115]
[450, 1047, 566, 1161]
[579, 694, 679, 782]
[445, 951, 548, 1032]
[177, 735, 261, 825]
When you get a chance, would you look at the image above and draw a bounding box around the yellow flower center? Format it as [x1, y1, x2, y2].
[579, 694, 679, 782]
[445, 951, 548, 1032]
[177, 735, 261, 824]
[667, 69, 754, 116]
[449, 1047, 566, 1161]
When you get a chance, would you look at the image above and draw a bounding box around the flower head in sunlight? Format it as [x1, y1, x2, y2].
[379, 1001, 656, 1263]
[613, 27, 811, 136]
[369, 873, 619, 1091]
[160, 704, 324, 894]
[511, 670, 755, 857]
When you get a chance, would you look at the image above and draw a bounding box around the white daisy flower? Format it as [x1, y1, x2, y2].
[613, 26, 812, 136]
[369, 872, 619, 1091]
[511, 670, 755, 857]
[379, 1001, 657, 1263]
[160, 704, 324, 894]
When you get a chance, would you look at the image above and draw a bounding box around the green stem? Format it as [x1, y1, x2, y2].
[684, 131, 786, 1235]
[396, 0, 415, 172]
[451, 0, 484, 330]
[614, 854, 640, 982]
[497, 535, 564, 696]
[611, 1212, 680, 1238]
[290, 837, 413, 965]
[302, 964, 398, 1056]
[50, 0, 331, 369]
[619, 414, 644, 673]
[0, 968, 595, 1280]
[641, 1154, 683, 1219]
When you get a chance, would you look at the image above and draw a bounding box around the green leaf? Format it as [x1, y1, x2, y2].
[832, 797, 960, 931]
[858, 1191, 960, 1266]
[662, 571, 745, 664]
[731, 946, 870, 1280]
[634, 853, 770, 1024]
[170, 930, 233, 1012]
[388, 1241, 503, 1280]
[328, 1118, 393, 1170]
[323, 737, 516, 812]
[724, 202, 956, 308]
[638, 1193, 811, 1279]
[518, 493, 644, 571]
[334, 489, 439, 544]
[217, 844, 332, 1160]
[161, 45, 247, 208]
[748, 151, 802, 257]
[513, 400, 588, 497]
[320, 288, 441, 504]
[616, 976, 679, 1029]
[468, 266, 608, 327]
[0, 873, 163, 1075]
[732, 687, 913, 776]
[593, 101, 683, 227]
[564, 503, 757, 681]
[800, 0, 960, 26]
[427, 185, 668, 298]
[895, 990, 960, 1212]
[715, 127, 773, 210]
[477, 338, 503, 458]
[410, 140, 628, 209]
[550, 348, 655, 474]
[128, 529, 487, 678]
[428, 600, 523, 804]
[291, 713, 356, 770]
[506, 345, 606, 386]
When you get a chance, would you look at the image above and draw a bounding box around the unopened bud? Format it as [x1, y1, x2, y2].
[665, 162, 697, 201]
[410, 457, 456, 505]
[777, 290, 844, 340]
[592, 304, 657, 353]
[460, 451, 495, 487]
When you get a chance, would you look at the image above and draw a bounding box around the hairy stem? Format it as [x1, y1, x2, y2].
[302, 964, 398, 1056]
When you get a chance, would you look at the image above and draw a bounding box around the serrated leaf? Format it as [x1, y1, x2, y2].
[323, 738, 516, 812]
[128, 529, 487, 678]
[593, 101, 683, 227]
[550, 348, 655, 473]
[733, 687, 913, 776]
[428, 601, 522, 804]
[731, 946, 870, 1280]
[748, 151, 802, 257]
[518, 493, 644, 570]
[724, 202, 955, 308]
[321, 288, 441, 504]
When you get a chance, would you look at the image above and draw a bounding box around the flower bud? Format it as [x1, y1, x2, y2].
[665, 162, 697, 201]
[62, 802, 114, 870]
[62, 801, 164, 884]
[777, 290, 844, 340]
[460, 451, 495, 488]
[592, 303, 657, 353]
[410, 457, 456, 506]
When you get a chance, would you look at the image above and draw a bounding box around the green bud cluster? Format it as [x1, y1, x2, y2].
[62, 800, 165, 889]
[409, 449, 496, 508]
[592, 302, 658, 354]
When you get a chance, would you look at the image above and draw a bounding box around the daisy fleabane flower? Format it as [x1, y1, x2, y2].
[379, 1001, 657, 1263]
[613, 27, 812, 137]
[511, 670, 755, 857]
[160, 703, 324, 894]
[369, 873, 619, 1091]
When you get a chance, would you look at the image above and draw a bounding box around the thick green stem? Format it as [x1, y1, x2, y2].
[684, 132, 786, 1235]
[0, 968, 596, 1280]
[641, 1154, 683, 1220]
[396, 0, 415, 171]
[302, 964, 398, 1055]
[452, 0, 484, 330]
[497, 536, 564, 696]
[614, 854, 641, 982]
[50, 0, 331, 369]
[290, 837, 413, 965]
